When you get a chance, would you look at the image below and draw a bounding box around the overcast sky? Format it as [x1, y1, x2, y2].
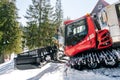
[16, 0, 119, 25]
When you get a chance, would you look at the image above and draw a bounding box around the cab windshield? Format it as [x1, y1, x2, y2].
[65, 19, 88, 46]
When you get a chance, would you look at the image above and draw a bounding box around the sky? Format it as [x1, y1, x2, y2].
[16, 0, 119, 25]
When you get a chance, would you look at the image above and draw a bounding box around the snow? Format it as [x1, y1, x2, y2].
[64, 68, 117, 80]
[0, 59, 14, 75]
[39, 63, 118, 80]
[1, 62, 120, 80]
[0, 63, 57, 80]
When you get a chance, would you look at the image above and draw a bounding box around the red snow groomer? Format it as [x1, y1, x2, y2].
[64, 14, 119, 69]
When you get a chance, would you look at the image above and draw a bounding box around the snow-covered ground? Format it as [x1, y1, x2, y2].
[40, 63, 120, 80]
[1, 62, 120, 80]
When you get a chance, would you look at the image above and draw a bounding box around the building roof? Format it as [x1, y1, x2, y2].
[91, 0, 109, 15]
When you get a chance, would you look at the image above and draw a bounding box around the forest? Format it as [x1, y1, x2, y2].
[0, 0, 63, 63]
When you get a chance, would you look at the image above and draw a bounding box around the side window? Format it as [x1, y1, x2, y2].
[99, 9, 108, 27]
[67, 25, 73, 36]
[73, 25, 86, 34]
[77, 27, 81, 33]
[66, 19, 87, 36]
[77, 25, 85, 33]
[73, 28, 77, 34]
[115, 3, 120, 22]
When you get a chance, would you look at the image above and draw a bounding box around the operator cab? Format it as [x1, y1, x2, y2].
[65, 18, 88, 46]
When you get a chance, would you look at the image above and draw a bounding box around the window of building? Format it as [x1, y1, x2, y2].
[98, 5, 103, 10]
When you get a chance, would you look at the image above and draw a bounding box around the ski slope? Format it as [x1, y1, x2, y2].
[0, 61, 120, 80]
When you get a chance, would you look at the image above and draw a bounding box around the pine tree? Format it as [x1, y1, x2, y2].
[0, 0, 22, 57]
[52, 0, 64, 45]
[0, 1, 6, 44]
[25, 0, 56, 49]
[25, 0, 42, 49]
[55, 0, 63, 29]
[40, 0, 56, 46]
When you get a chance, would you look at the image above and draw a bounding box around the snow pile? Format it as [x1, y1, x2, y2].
[0, 59, 14, 75]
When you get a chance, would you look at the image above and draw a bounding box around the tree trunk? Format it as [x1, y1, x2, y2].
[0, 54, 4, 64]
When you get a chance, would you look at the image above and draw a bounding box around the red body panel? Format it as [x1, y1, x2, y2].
[97, 29, 112, 49]
[64, 20, 74, 25]
[65, 35, 93, 56]
[64, 15, 112, 57]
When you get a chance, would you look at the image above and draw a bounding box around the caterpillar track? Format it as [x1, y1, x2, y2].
[68, 48, 120, 70]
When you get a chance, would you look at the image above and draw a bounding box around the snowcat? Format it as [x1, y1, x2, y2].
[64, 11, 120, 69]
